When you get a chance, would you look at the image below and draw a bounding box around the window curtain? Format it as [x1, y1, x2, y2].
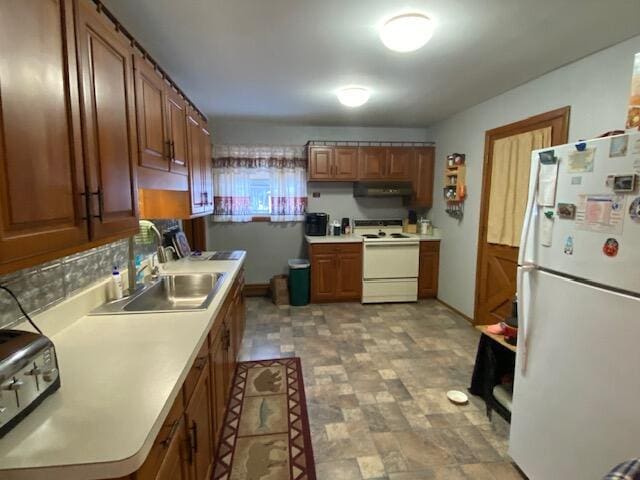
[212, 145, 307, 222]
[487, 127, 552, 247]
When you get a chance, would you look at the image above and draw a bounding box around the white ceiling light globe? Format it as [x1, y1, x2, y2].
[380, 13, 434, 52]
[336, 86, 370, 107]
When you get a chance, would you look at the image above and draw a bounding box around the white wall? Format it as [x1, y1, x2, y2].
[427, 35, 640, 318]
[207, 121, 430, 283]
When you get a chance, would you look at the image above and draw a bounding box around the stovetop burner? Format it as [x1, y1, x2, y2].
[362, 234, 380, 239]
[390, 233, 410, 238]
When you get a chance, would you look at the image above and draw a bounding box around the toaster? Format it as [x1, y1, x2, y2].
[0, 330, 60, 438]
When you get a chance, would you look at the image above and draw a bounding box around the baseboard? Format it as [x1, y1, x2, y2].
[436, 298, 474, 325]
[244, 283, 270, 297]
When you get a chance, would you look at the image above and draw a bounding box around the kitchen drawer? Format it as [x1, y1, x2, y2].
[182, 340, 209, 405]
[310, 243, 362, 255]
[420, 240, 440, 253]
[134, 393, 185, 480]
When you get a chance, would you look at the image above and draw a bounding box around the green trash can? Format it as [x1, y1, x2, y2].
[288, 259, 310, 306]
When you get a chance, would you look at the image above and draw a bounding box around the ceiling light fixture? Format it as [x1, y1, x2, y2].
[380, 13, 434, 52]
[336, 86, 370, 107]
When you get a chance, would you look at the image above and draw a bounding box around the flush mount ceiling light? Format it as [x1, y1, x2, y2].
[380, 13, 434, 52]
[336, 86, 370, 107]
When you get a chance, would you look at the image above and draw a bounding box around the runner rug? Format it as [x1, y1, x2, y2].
[213, 357, 316, 480]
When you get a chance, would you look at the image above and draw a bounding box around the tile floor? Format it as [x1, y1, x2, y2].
[239, 298, 525, 480]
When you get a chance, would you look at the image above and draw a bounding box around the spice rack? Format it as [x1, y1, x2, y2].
[443, 154, 466, 219]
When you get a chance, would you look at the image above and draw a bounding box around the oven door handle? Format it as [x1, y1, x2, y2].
[364, 241, 420, 247]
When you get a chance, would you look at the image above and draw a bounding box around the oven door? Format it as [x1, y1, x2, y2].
[363, 241, 419, 279]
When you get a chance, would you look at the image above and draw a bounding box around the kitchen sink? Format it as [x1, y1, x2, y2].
[90, 273, 227, 315]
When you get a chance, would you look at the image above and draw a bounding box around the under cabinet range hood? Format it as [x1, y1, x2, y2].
[353, 182, 412, 197]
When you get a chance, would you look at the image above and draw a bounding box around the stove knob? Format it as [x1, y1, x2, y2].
[42, 368, 58, 382]
[3, 379, 24, 391]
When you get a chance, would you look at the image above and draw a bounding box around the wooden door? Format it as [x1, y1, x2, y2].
[358, 147, 386, 180]
[475, 107, 570, 325]
[76, 1, 139, 240]
[166, 89, 189, 176]
[411, 147, 435, 208]
[334, 147, 358, 180]
[0, 0, 88, 269]
[336, 250, 362, 300]
[387, 148, 412, 180]
[209, 325, 227, 447]
[310, 253, 337, 302]
[418, 242, 440, 298]
[134, 56, 168, 171]
[187, 112, 204, 215]
[200, 126, 213, 213]
[308, 146, 333, 180]
[185, 362, 213, 480]
[155, 418, 188, 480]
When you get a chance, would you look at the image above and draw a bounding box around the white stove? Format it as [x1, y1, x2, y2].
[353, 219, 419, 303]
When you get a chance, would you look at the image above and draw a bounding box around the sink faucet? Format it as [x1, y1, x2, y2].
[127, 222, 171, 295]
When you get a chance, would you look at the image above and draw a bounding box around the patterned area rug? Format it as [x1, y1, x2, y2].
[213, 358, 316, 480]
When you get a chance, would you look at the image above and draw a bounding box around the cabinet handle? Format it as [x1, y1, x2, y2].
[190, 420, 198, 454]
[203, 191, 209, 205]
[165, 140, 172, 159]
[160, 418, 181, 448]
[170, 141, 175, 160]
[194, 355, 207, 370]
[85, 190, 104, 221]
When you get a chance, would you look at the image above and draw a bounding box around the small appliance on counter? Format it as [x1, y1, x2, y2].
[0, 329, 60, 438]
[341, 217, 350, 234]
[305, 212, 329, 236]
[331, 221, 341, 236]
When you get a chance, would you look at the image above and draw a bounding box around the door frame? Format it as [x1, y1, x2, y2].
[473, 106, 570, 324]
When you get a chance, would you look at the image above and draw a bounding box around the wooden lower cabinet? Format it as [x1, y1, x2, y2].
[114, 271, 245, 480]
[418, 241, 440, 298]
[309, 243, 362, 303]
[185, 364, 213, 480]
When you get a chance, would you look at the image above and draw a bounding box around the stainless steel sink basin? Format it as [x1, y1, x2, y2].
[90, 273, 227, 315]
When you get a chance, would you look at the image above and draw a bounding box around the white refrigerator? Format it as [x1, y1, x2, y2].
[509, 132, 640, 479]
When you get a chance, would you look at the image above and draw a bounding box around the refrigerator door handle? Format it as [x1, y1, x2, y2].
[517, 265, 535, 374]
[518, 156, 540, 266]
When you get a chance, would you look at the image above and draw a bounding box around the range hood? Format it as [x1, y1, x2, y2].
[353, 182, 412, 197]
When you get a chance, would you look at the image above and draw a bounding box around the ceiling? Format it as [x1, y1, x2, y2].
[102, 0, 640, 127]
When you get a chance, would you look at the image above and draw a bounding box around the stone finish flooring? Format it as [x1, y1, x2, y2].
[239, 298, 525, 480]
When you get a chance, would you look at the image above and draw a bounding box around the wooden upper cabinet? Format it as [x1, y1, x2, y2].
[308, 146, 334, 180]
[166, 89, 189, 176]
[76, 0, 139, 240]
[387, 148, 413, 180]
[187, 112, 204, 215]
[358, 147, 387, 180]
[200, 126, 213, 213]
[0, 0, 88, 269]
[134, 56, 168, 172]
[334, 147, 358, 180]
[412, 147, 435, 208]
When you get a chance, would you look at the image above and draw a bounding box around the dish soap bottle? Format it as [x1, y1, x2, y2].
[111, 266, 124, 300]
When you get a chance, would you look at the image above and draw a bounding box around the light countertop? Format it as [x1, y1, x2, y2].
[0, 253, 246, 480]
[305, 231, 441, 244]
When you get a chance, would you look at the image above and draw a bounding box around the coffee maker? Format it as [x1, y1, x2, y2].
[305, 213, 329, 236]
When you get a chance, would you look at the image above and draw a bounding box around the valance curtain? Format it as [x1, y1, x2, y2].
[487, 127, 552, 247]
[212, 145, 307, 222]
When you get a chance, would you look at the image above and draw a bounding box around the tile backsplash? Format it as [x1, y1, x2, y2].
[0, 220, 180, 329]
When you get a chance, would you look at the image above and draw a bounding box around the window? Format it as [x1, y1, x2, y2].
[248, 176, 271, 215]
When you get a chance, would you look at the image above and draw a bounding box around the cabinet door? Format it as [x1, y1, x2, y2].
[187, 112, 204, 215]
[0, 0, 88, 268]
[387, 148, 413, 180]
[166, 90, 189, 176]
[155, 418, 188, 480]
[308, 147, 334, 180]
[412, 147, 435, 208]
[134, 56, 168, 171]
[358, 147, 386, 180]
[336, 252, 362, 300]
[418, 242, 440, 298]
[210, 324, 228, 445]
[334, 147, 358, 180]
[200, 126, 213, 214]
[76, 2, 139, 240]
[310, 253, 337, 302]
[185, 362, 213, 480]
